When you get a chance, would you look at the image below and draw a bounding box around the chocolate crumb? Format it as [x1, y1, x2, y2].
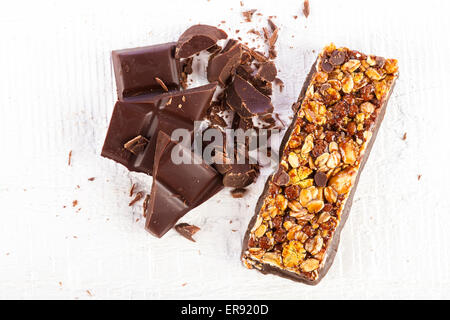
[303, 0, 310, 18]
[293, 15, 298, 19]
[88, 177, 95, 181]
[268, 18, 277, 32]
[402, 132, 407, 140]
[68, 150, 72, 166]
[417, 174, 422, 181]
[242, 9, 257, 22]
[175, 223, 201, 242]
[155, 77, 168, 92]
[72, 200, 78, 207]
[231, 188, 247, 198]
[86, 290, 93, 297]
[129, 191, 144, 206]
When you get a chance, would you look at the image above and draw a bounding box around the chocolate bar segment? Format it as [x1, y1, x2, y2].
[145, 132, 223, 238]
[112, 43, 181, 100]
[101, 83, 217, 175]
[241, 44, 399, 284]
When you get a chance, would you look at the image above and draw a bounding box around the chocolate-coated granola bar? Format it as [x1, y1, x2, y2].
[241, 44, 399, 284]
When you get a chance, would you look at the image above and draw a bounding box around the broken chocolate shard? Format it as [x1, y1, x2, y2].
[124, 135, 149, 155]
[175, 24, 228, 59]
[225, 75, 274, 119]
[222, 164, 258, 188]
[255, 61, 277, 82]
[175, 223, 200, 242]
[207, 39, 242, 86]
[242, 9, 257, 22]
[145, 132, 223, 238]
[112, 43, 181, 100]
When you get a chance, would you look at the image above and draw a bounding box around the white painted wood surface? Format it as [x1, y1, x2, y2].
[1, 0, 449, 299]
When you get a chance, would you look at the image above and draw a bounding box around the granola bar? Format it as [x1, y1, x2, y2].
[241, 44, 399, 284]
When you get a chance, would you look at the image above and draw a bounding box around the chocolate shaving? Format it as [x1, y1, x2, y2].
[68, 150, 72, 166]
[124, 135, 149, 155]
[268, 19, 277, 32]
[155, 77, 168, 92]
[303, 0, 310, 18]
[174, 223, 201, 242]
[129, 191, 144, 206]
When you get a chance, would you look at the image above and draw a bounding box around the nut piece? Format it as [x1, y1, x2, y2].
[341, 59, 361, 72]
[275, 194, 288, 211]
[328, 166, 358, 194]
[288, 152, 300, 168]
[305, 235, 323, 255]
[300, 258, 320, 272]
[301, 134, 314, 155]
[306, 200, 324, 213]
[339, 139, 359, 165]
[360, 102, 375, 115]
[282, 240, 306, 268]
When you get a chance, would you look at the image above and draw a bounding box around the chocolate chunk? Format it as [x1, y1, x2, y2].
[255, 61, 277, 82]
[101, 83, 217, 175]
[175, 25, 228, 59]
[225, 75, 274, 118]
[145, 132, 223, 238]
[222, 164, 258, 188]
[329, 50, 346, 66]
[272, 166, 290, 186]
[321, 59, 334, 73]
[174, 223, 201, 242]
[124, 135, 149, 155]
[268, 27, 279, 48]
[314, 171, 328, 187]
[231, 188, 247, 198]
[207, 39, 242, 86]
[112, 43, 181, 100]
[206, 44, 222, 54]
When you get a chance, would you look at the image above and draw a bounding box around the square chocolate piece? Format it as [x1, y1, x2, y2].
[112, 42, 181, 100]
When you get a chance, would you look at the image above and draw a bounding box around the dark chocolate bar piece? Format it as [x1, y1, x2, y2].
[112, 43, 181, 100]
[175, 25, 228, 59]
[241, 44, 399, 285]
[145, 132, 223, 238]
[101, 83, 217, 175]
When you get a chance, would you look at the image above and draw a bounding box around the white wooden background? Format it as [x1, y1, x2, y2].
[1, 0, 449, 299]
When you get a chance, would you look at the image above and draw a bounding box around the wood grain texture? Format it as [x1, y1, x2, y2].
[0, 0, 449, 299]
